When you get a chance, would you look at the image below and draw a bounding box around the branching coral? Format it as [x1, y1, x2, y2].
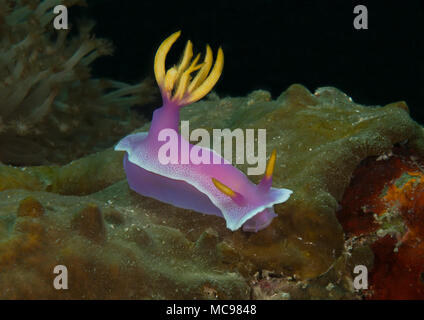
[0, 0, 155, 165]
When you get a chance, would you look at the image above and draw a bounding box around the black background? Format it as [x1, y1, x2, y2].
[71, 0, 424, 123]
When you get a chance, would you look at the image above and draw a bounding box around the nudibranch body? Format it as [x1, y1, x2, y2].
[115, 31, 292, 232]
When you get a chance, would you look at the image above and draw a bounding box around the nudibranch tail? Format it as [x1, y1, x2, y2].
[154, 31, 224, 106]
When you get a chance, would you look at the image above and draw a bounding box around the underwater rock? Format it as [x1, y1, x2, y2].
[104, 208, 125, 225]
[0, 149, 125, 195]
[17, 197, 45, 218]
[0, 187, 249, 299]
[0, 85, 423, 299]
[175, 84, 423, 279]
[71, 204, 106, 243]
[337, 147, 424, 299]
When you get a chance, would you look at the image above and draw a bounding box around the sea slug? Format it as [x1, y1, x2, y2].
[115, 31, 292, 231]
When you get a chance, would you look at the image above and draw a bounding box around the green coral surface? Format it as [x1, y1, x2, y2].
[0, 84, 422, 299]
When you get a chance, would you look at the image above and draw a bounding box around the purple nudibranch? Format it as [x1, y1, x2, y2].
[115, 31, 292, 232]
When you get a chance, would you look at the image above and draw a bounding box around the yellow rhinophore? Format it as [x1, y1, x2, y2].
[154, 31, 224, 105]
[212, 177, 236, 198]
[265, 149, 277, 180]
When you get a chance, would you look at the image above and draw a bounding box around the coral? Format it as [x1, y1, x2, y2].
[17, 197, 45, 217]
[0, 84, 423, 299]
[0, 149, 125, 195]
[71, 204, 106, 243]
[0, 0, 155, 165]
[0, 187, 250, 299]
[337, 147, 424, 299]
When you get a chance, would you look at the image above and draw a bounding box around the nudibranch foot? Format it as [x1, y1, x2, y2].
[122, 152, 222, 217]
[115, 31, 293, 232]
[242, 208, 278, 233]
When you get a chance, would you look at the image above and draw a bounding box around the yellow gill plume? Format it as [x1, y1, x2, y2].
[154, 31, 223, 105]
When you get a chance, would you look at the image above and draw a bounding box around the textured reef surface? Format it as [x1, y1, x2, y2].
[1, 84, 423, 299]
[337, 147, 424, 299]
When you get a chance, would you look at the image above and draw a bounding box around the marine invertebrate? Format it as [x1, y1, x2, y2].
[115, 32, 292, 232]
[0, 0, 154, 165]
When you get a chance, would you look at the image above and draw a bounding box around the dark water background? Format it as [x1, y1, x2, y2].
[71, 0, 424, 123]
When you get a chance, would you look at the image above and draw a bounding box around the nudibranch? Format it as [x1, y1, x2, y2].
[115, 31, 292, 232]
